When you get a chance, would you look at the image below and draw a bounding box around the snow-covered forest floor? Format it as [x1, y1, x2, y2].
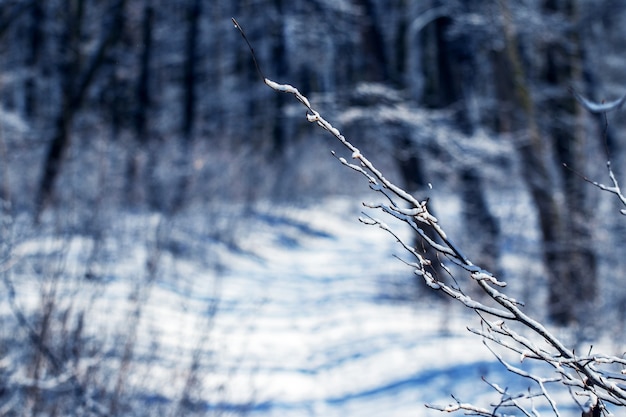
[3, 191, 616, 416]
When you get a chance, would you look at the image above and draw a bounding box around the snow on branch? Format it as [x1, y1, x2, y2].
[570, 87, 626, 113]
[567, 160, 626, 216]
[233, 18, 626, 416]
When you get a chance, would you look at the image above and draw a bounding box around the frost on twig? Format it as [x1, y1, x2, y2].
[233, 17, 626, 416]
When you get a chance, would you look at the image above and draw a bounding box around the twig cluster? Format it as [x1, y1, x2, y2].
[234, 17, 626, 416]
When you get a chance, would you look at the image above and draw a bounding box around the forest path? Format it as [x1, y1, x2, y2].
[211, 198, 496, 417]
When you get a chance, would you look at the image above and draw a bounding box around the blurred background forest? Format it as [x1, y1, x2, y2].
[3, 0, 626, 415]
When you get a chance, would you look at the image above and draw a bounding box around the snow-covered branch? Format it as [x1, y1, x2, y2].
[256, 74, 626, 415]
[581, 161, 626, 216]
[234, 17, 626, 417]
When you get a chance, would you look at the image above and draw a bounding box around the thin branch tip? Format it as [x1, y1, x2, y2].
[232, 17, 265, 81]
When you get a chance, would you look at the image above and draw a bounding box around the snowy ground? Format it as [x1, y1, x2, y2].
[223, 199, 492, 417]
[2, 196, 593, 416]
[138, 197, 574, 415]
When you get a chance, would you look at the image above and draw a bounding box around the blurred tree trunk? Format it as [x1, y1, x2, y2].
[459, 167, 500, 276]
[350, 0, 457, 286]
[125, 0, 155, 204]
[418, 3, 501, 278]
[171, 0, 202, 212]
[353, 0, 463, 289]
[35, 0, 86, 219]
[0, 2, 30, 40]
[125, 0, 155, 207]
[496, 0, 595, 326]
[182, 0, 201, 142]
[270, 0, 288, 158]
[541, 0, 596, 326]
[24, 0, 43, 120]
[35, 0, 126, 220]
[354, 0, 388, 82]
[135, 0, 153, 146]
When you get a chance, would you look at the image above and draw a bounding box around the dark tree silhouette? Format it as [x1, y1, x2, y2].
[35, 0, 126, 220]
